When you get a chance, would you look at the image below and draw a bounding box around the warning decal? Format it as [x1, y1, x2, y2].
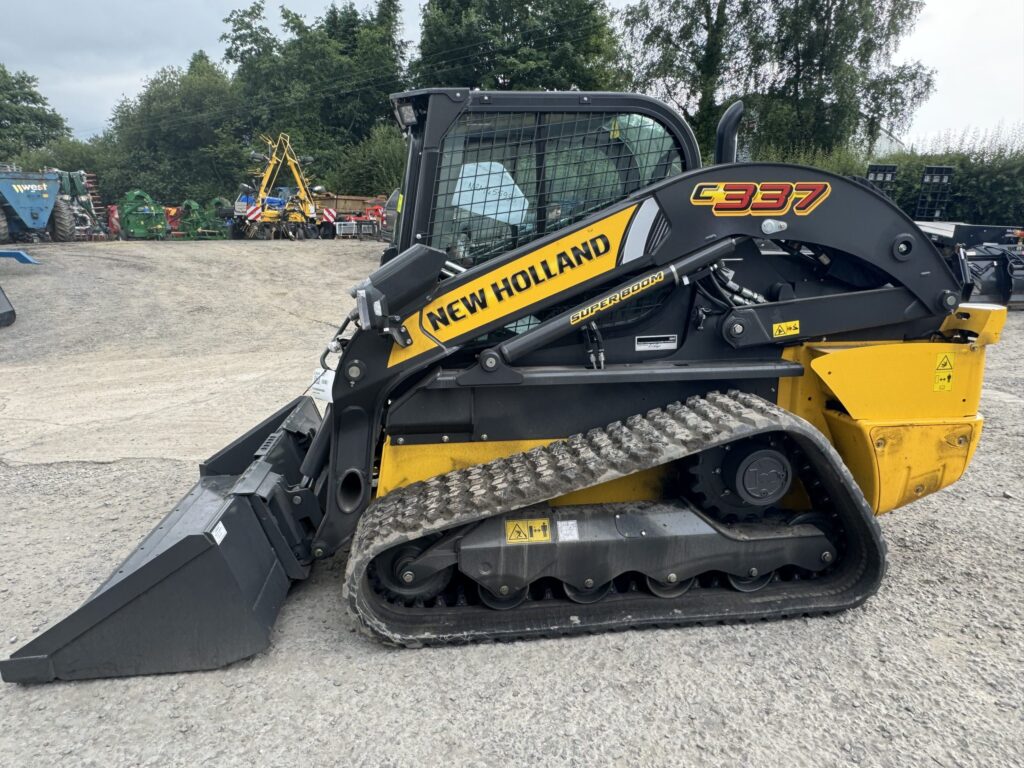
[934, 352, 955, 391]
[772, 320, 801, 338]
[505, 518, 552, 544]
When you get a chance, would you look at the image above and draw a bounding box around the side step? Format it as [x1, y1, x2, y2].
[1, 397, 324, 684]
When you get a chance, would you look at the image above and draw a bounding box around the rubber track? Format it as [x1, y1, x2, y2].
[344, 391, 886, 645]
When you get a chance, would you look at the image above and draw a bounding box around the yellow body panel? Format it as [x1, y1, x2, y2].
[387, 205, 637, 367]
[377, 438, 550, 495]
[825, 412, 980, 513]
[377, 438, 664, 505]
[940, 303, 1005, 346]
[808, 342, 984, 420]
[778, 304, 1005, 514]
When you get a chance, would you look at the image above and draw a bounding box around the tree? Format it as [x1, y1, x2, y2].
[105, 51, 247, 201]
[222, 1, 406, 144]
[336, 123, 407, 194]
[222, 1, 406, 171]
[622, 0, 763, 152]
[752, 0, 934, 153]
[0, 64, 69, 159]
[413, 0, 625, 90]
[15, 135, 116, 179]
[623, 0, 934, 155]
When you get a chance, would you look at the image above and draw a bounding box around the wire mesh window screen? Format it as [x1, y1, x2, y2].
[427, 111, 685, 267]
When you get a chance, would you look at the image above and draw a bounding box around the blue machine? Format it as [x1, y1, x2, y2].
[0, 250, 40, 264]
[235, 189, 290, 211]
[0, 170, 63, 241]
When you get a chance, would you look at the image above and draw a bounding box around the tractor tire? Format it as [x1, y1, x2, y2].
[49, 199, 76, 242]
[0, 206, 9, 243]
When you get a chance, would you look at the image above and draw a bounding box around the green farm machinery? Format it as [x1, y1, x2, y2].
[177, 197, 232, 239]
[116, 190, 170, 240]
[55, 170, 107, 239]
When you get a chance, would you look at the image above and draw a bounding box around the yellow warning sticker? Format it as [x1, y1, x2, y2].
[505, 518, 552, 544]
[934, 352, 955, 391]
[772, 320, 801, 338]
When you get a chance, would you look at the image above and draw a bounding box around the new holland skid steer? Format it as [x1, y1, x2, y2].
[1, 90, 1007, 683]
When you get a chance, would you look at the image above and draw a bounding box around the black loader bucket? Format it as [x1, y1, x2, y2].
[0, 284, 15, 327]
[0, 397, 324, 683]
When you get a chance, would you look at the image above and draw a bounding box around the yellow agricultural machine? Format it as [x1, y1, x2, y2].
[233, 133, 322, 240]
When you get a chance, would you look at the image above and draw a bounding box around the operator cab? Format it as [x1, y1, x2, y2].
[384, 88, 702, 267]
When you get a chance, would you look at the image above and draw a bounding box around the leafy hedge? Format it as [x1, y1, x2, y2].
[876, 150, 1024, 224]
[757, 126, 1024, 224]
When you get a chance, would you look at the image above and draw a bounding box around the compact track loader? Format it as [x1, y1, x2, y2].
[1, 90, 1006, 683]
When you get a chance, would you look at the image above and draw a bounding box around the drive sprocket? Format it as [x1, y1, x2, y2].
[687, 436, 793, 523]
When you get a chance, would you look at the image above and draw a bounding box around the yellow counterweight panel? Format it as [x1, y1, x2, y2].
[777, 304, 1005, 514]
[825, 412, 980, 514]
[376, 438, 665, 505]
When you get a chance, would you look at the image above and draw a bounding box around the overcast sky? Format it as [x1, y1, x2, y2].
[3, 0, 1022, 145]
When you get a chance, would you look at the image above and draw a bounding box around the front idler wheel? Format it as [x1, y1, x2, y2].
[563, 580, 612, 604]
[645, 574, 696, 598]
[372, 542, 453, 603]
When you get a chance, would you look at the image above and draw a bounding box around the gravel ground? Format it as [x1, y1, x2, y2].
[1, 240, 1022, 767]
